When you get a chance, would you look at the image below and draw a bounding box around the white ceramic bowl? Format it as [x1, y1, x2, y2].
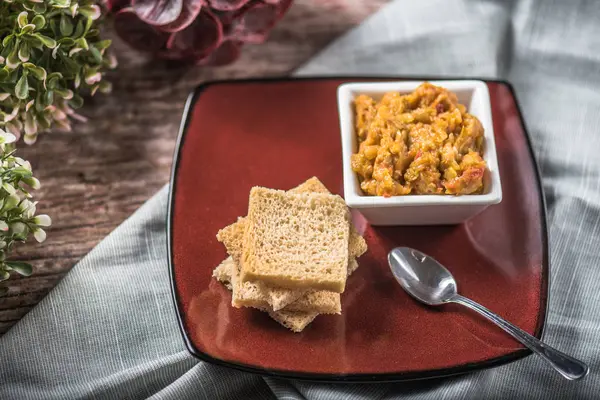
[337, 80, 502, 226]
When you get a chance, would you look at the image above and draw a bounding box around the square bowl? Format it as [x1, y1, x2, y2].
[337, 80, 502, 226]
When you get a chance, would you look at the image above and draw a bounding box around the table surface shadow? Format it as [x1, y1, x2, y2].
[0, 0, 388, 336]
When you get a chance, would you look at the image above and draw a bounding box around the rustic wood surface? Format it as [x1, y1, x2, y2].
[0, 0, 388, 335]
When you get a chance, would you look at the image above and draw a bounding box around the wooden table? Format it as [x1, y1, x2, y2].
[0, 0, 387, 335]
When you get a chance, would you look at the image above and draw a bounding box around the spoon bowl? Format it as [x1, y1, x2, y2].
[388, 247, 458, 305]
[388, 247, 589, 381]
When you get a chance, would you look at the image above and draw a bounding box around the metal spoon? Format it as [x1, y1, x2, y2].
[388, 247, 588, 380]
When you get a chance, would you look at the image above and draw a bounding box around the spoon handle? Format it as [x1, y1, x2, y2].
[450, 294, 588, 380]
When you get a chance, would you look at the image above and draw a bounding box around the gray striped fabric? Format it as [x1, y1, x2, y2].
[1, 0, 599, 398]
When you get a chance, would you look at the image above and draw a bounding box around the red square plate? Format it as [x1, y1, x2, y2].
[168, 78, 548, 382]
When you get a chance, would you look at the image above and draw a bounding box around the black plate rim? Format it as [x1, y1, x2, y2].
[166, 76, 549, 383]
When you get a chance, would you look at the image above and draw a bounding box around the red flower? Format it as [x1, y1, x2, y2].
[109, 0, 292, 65]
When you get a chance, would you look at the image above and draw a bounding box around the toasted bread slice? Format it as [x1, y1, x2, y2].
[217, 177, 366, 310]
[294, 177, 367, 262]
[349, 230, 367, 260]
[241, 188, 349, 292]
[265, 308, 318, 333]
[284, 289, 341, 314]
[217, 218, 306, 309]
[212, 257, 233, 291]
[212, 261, 318, 332]
[214, 256, 341, 314]
[291, 176, 329, 194]
[346, 258, 357, 275]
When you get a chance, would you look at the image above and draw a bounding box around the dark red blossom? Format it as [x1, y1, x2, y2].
[109, 0, 293, 65]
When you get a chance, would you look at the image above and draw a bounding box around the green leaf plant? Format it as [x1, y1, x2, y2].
[0, 0, 114, 287]
[0, 0, 116, 144]
[0, 137, 51, 283]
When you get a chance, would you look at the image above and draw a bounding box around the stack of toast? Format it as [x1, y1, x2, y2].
[213, 177, 367, 332]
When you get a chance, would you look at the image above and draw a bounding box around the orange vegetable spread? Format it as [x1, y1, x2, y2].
[351, 83, 487, 197]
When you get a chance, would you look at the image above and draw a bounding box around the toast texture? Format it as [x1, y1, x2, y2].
[217, 177, 365, 310]
[241, 187, 349, 293]
[212, 260, 319, 332]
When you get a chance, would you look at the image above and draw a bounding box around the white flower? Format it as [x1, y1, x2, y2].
[4, 106, 19, 122]
[3, 192, 19, 208]
[89, 5, 101, 20]
[85, 72, 101, 85]
[24, 113, 37, 136]
[0, 129, 17, 144]
[15, 157, 32, 171]
[24, 177, 40, 190]
[33, 214, 51, 227]
[33, 228, 46, 243]
[24, 133, 37, 145]
[20, 199, 36, 218]
[0, 221, 8, 232]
